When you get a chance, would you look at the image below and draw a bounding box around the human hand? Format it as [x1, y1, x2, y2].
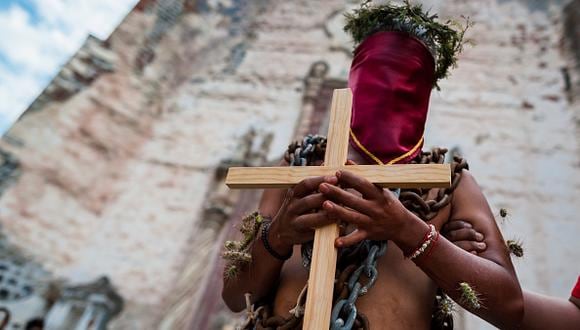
[319, 170, 419, 248]
[269, 176, 338, 254]
[441, 220, 486, 255]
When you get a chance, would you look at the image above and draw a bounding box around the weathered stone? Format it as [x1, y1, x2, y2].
[0, 1, 579, 329]
[25, 35, 118, 114]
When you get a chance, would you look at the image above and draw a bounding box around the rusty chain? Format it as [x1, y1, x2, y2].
[331, 240, 388, 330]
[400, 148, 468, 221]
[286, 134, 327, 167]
[240, 136, 465, 330]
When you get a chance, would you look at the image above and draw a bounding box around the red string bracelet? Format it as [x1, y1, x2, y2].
[404, 225, 431, 258]
[423, 231, 440, 260]
[407, 224, 437, 260]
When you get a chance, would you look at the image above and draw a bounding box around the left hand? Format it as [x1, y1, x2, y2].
[441, 220, 487, 255]
[319, 170, 420, 248]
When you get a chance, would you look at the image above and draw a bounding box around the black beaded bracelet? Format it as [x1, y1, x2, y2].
[261, 220, 293, 261]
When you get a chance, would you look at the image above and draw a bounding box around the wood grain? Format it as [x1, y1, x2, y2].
[225, 164, 451, 189]
[303, 88, 352, 330]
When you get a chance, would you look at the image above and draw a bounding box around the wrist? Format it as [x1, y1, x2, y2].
[393, 212, 431, 255]
[264, 220, 293, 257]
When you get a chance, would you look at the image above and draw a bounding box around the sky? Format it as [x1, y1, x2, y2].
[0, 0, 139, 134]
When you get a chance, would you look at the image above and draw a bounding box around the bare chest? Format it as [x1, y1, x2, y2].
[272, 200, 451, 328]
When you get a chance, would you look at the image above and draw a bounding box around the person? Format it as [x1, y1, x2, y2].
[443, 220, 580, 329]
[222, 2, 524, 329]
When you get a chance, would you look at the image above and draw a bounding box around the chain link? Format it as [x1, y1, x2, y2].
[331, 240, 387, 329]
[285, 134, 327, 167]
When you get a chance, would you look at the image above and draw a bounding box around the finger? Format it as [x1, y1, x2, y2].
[336, 170, 382, 200]
[291, 193, 326, 214]
[454, 240, 487, 253]
[275, 189, 292, 214]
[295, 211, 335, 230]
[323, 201, 372, 226]
[319, 184, 372, 214]
[446, 228, 484, 243]
[345, 159, 358, 165]
[338, 221, 348, 236]
[336, 229, 367, 248]
[293, 176, 327, 198]
[442, 220, 473, 233]
[323, 175, 339, 185]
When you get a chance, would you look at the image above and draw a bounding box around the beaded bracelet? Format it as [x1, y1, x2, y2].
[408, 224, 437, 260]
[404, 224, 432, 258]
[261, 220, 293, 261]
[423, 229, 440, 259]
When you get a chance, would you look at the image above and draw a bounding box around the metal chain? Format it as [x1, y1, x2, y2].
[240, 137, 466, 330]
[400, 148, 468, 221]
[285, 134, 327, 166]
[331, 241, 388, 330]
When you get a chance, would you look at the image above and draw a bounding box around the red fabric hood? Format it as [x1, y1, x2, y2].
[348, 31, 435, 164]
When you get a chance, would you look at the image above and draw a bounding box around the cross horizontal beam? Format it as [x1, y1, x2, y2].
[225, 164, 451, 189]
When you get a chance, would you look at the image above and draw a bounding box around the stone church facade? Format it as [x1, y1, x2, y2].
[0, 0, 579, 329]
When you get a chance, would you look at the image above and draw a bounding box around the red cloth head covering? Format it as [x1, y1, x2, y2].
[348, 31, 435, 164]
[572, 276, 580, 299]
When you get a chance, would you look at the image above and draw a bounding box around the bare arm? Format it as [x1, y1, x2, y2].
[221, 187, 285, 312]
[320, 170, 524, 329]
[445, 221, 580, 329]
[571, 295, 580, 309]
[415, 170, 524, 328]
[222, 174, 335, 312]
[520, 290, 580, 330]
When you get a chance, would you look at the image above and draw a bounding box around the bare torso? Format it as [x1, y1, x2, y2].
[272, 188, 452, 329]
[223, 146, 524, 329]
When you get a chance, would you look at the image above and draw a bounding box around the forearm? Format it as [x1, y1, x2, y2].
[221, 160, 337, 312]
[521, 291, 580, 330]
[397, 218, 524, 329]
[222, 188, 291, 312]
[221, 230, 288, 312]
[222, 189, 285, 312]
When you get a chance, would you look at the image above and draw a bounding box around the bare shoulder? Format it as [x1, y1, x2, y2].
[449, 169, 513, 267]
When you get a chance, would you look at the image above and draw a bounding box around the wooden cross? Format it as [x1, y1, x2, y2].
[225, 88, 451, 329]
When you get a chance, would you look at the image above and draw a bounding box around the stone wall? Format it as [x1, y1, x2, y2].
[0, 0, 355, 328]
[426, 0, 580, 328]
[0, 0, 578, 329]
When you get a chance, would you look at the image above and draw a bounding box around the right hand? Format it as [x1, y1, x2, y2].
[268, 176, 338, 254]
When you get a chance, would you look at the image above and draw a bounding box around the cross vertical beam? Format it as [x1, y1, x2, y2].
[303, 89, 352, 329]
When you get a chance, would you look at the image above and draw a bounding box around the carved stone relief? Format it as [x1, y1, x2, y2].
[296, 61, 347, 139]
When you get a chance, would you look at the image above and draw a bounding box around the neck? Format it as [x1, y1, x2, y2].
[348, 146, 373, 165]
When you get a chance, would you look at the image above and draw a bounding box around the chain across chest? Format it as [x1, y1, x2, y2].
[239, 135, 467, 330]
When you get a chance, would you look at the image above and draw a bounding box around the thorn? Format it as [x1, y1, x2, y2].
[506, 239, 524, 258]
[459, 282, 482, 310]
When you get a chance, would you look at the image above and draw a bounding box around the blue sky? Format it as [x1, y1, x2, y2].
[0, 0, 138, 134]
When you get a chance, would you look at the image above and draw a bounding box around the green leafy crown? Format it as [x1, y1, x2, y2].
[344, 0, 471, 89]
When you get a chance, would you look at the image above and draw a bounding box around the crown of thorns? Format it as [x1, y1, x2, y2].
[344, 0, 472, 89]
